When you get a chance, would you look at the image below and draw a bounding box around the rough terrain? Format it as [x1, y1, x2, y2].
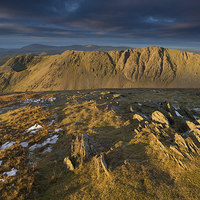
[0, 46, 200, 92]
[0, 89, 200, 199]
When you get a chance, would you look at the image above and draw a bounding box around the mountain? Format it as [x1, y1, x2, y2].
[0, 44, 131, 58]
[0, 46, 200, 92]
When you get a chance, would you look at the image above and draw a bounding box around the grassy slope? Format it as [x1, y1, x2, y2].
[1, 89, 200, 199]
[0, 46, 200, 93]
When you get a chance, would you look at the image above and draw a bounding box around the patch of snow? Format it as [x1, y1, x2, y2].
[0, 160, 2, 165]
[1, 141, 16, 150]
[20, 142, 29, 148]
[26, 124, 43, 133]
[138, 103, 142, 106]
[194, 108, 200, 112]
[0, 179, 5, 182]
[55, 128, 62, 132]
[21, 97, 56, 104]
[175, 111, 183, 117]
[29, 135, 59, 151]
[42, 146, 52, 153]
[49, 120, 55, 126]
[2, 168, 18, 176]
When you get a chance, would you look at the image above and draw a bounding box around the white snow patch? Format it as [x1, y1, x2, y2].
[21, 97, 56, 104]
[29, 135, 59, 151]
[26, 124, 43, 133]
[55, 128, 62, 132]
[42, 146, 52, 153]
[138, 103, 142, 106]
[49, 120, 55, 126]
[0, 160, 2, 165]
[2, 168, 18, 176]
[194, 108, 200, 112]
[175, 111, 183, 117]
[0, 179, 5, 182]
[1, 141, 16, 150]
[20, 142, 29, 148]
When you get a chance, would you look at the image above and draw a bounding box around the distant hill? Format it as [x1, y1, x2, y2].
[0, 46, 200, 92]
[0, 44, 131, 58]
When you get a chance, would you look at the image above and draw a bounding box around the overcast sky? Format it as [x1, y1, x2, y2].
[0, 0, 200, 49]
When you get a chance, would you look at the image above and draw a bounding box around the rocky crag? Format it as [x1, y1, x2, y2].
[0, 46, 200, 92]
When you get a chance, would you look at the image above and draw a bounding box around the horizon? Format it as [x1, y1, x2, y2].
[0, 1, 200, 50]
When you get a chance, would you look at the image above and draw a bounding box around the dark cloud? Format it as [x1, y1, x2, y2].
[0, 0, 200, 48]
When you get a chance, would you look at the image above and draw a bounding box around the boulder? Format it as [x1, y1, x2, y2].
[152, 111, 169, 126]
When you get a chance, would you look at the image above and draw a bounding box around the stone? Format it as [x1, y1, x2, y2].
[71, 133, 91, 168]
[179, 106, 195, 120]
[63, 157, 74, 171]
[133, 114, 144, 121]
[152, 111, 169, 126]
[158, 107, 174, 125]
[100, 154, 109, 176]
[178, 119, 190, 133]
[160, 101, 176, 116]
[111, 106, 124, 114]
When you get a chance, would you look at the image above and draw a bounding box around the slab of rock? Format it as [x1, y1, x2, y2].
[100, 154, 109, 176]
[152, 111, 169, 126]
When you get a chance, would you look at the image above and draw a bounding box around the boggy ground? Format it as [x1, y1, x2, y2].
[0, 89, 200, 200]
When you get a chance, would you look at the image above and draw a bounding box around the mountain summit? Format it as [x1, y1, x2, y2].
[0, 46, 200, 92]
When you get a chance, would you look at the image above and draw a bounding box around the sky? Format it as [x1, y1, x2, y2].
[0, 0, 200, 50]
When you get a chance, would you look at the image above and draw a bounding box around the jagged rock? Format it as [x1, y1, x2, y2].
[189, 129, 200, 143]
[178, 119, 190, 133]
[170, 146, 184, 157]
[160, 101, 176, 116]
[111, 106, 124, 114]
[71, 133, 91, 168]
[158, 107, 174, 125]
[152, 111, 169, 126]
[63, 157, 74, 171]
[179, 106, 195, 120]
[185, 121, 198, 130]
[174, 133, 189, 152]
[150, 133, 169, 158]
[133, 114, 144, 121]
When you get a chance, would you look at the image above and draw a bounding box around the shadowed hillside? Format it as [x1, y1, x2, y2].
[0, 46, 200, 92]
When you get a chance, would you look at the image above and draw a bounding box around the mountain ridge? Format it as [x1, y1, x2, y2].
[0, 46, 200, 92]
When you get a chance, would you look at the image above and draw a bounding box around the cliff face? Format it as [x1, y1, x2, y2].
[0, 46, 200, 92]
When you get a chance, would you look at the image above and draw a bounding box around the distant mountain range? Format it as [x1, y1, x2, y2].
[0, 44, 131, 58]
[0, 46, 200, 92]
